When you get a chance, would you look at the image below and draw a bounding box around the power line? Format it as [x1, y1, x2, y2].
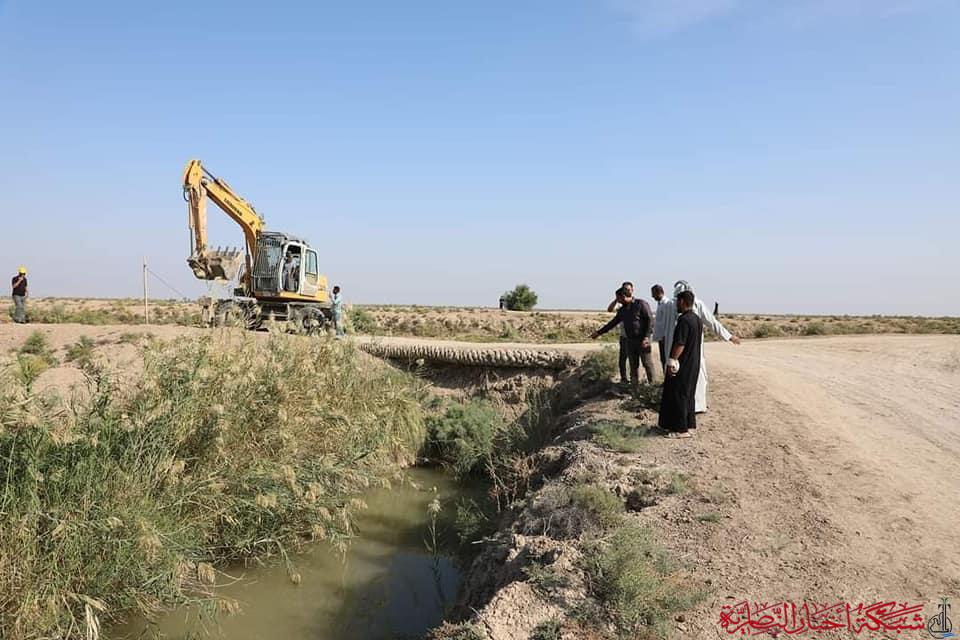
[145, 266, 190, 300]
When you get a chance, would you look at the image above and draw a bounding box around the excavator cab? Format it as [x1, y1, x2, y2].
[249, 233, 323, 299]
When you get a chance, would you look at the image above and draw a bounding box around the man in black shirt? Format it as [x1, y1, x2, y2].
[606, 281, 635, 386]
[658, 290, 703, 438]
[11, 267, 28, 324]
[591, 287, 655, 386]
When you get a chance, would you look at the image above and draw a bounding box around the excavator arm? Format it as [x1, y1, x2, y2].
[183, 159, 266, 281]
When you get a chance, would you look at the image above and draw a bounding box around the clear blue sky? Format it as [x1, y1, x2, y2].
[1, 0, 957, 315]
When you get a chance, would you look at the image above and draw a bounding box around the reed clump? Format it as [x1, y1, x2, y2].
[0, 331, 425, 639]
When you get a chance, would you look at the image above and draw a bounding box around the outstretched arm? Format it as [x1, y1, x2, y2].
[606, 299, 618, 313]
[696, 300, 739, 344]
[591, 311, 622, 339]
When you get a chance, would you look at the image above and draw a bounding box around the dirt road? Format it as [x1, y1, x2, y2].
[656, 335, 960, 636]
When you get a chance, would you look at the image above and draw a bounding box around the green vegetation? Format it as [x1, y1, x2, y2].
[580, 346, 619, 384]
[570, 484, 625, 529]
[64, 335, 96, 368]
[427, 399, 506, 478]
[524, 563, 570, 596]
[665, 472, 689, 496]
[752, 324, 784, 339]
[118, 331, 153, 344]
[453, 497, 495, 545]
[6, 299, 200, 326]
[499, 323, 519, 340]
[14, 331, 58, 389]
[696, 511, 722, 523]
[428, 623, 486, 640]
[590, 420, 647, 453]
[502, 284, 539, 311]
[529, 619, 562, 640]
[14, 354, 49, 391]
[18, 331, 57, 364]
[348, 307, 379, 334]
[622, 383, 663, 413]
[0, 333, 425, 640]
[802, 321, 830, 336]
[583, 524, 703, 638]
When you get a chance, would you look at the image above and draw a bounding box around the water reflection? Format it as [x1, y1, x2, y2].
[117, 467, 466, 640]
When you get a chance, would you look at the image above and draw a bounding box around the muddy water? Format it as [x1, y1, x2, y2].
[117, 467, 470, 640]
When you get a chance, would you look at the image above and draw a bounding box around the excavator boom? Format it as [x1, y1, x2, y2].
[184, 159, 265, 281]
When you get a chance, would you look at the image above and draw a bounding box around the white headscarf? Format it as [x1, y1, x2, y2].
[673, 280, 693, 297]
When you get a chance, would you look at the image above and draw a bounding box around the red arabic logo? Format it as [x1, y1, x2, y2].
[718, 601, 927, 636]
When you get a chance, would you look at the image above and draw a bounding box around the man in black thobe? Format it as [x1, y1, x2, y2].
[658, 290, 703, 438]
[591, 286, 654, 386]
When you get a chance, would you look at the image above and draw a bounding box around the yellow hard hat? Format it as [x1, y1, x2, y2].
[18, 266, 26, 274]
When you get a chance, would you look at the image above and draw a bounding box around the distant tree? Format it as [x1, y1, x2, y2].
[502, 284, 538, 311]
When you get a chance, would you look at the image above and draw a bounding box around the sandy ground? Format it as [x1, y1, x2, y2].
[4, 324, 958, 634]
[650, 334, 960, 636]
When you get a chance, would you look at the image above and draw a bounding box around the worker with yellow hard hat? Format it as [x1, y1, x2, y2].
[12, 266, 28, 323]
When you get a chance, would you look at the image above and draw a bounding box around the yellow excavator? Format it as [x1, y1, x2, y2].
[183, 159, 331, 332]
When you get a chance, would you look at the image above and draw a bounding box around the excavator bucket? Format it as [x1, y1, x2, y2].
[187, 248, 244, 281]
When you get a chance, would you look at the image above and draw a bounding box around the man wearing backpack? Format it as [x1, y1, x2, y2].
[591, 286, 655, 386]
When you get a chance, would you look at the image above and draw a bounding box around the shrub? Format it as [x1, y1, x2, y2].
[64, 336, 96, 368]
[118, 331, 152, 344]
[664, 472, 688, 496]
[0, 333, 425, 639]
[570, 484, 625, 529]
[628, 383, 663, 412]
[453, 497, 494, 545]
[580, 346, 618, 384]
[427, 399, 505, 478]
[524, 563, 570, 596]
[802, 321, 830, 336]
[590, 420, 646, 453]
[14, 354, 49, 390]
[752, 324, 784, 339]
[428, 623, 486, 640]
[530, 619, 563, 640]
[18, 331, 57, 367]
[583, 524, 703, 637]
[349, 307, 379, 334]
[19, 331, 51, 356]
[502, 284, 538, 311]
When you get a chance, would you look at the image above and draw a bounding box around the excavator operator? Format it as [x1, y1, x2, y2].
[283, 251, 300, 292]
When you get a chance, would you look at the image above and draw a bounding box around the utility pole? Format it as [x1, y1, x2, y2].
[143, 256, 150, 324]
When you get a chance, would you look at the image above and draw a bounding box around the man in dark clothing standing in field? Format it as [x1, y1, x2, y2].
[658, 290, 703, 438]
[11, 267, 28, 324]
[592, 286, 655, 386]
[607, 281, 637, 386]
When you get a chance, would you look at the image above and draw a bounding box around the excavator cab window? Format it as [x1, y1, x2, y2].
[283, 245, 302, 293]
[304, 251, 318, 285]
[303, 250, 319, 297]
